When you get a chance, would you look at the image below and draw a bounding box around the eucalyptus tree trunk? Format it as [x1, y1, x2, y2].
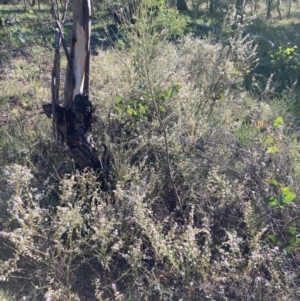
[209, 0, 214, 12]
[43, 0, 108, 184]
[266, 0, 273, 19]
[168, 0, 188, 11]
[276, 0, 281, 19]
[252, 0, 259, 11]
[24, 0, 40, 10]
[176, 0, 188, 11]
[28, 0, 36, 6]
[287, 0, 291, 18]
[191, 0, 202, 21]
[64, 0, 91, 106]
[62, 0, 104, 173]
[168, 0, 177, 7]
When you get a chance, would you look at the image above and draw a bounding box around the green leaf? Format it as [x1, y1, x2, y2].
[147, 93, 153, 101]
[268, 146, 278, 154]
[287, 227, 297, 236]
[127, 108, 137, 116]
[268, 179, 279, 188]
[268, 234, 282, 244]
[159, 105, 166, 112]
[139, 104, 147, 114]
[284, 245, 292, 253]
[274, 116, 283, 127]
[281, 187, 294, 195]
[116, 96, 123, 104]
[160, 89, 173, 101]
[280, 187, 296, 204]
[268, 234, 277, 242]
[283, 194, 296, 204]
[265, 196, 278, 206]
[284, 237, 300, 252]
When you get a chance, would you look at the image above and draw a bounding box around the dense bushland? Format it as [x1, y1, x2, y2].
[0, 1, 300, 300]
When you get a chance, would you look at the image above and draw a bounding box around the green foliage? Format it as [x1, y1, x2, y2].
[273, 116, 283, 127]
[259, 116, 284, 154]
[245, 18, 300, 94]
[153, 3, 190, 38]
[109, 0, 189, 40]
[115, 95, 149, 119]
[265, 180, 296, 208]
[115, 84, 181, 120]
[159, 84, 181, 101]
[270, 45, 298, 69]
[266, 180, 299, 253]
[269, 44, 300, 90]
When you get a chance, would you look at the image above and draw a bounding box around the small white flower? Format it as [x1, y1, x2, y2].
[112, 243, 120, 251]
[255, 276, 262, 284]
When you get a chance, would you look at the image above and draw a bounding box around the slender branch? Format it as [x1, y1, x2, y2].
[51, 49, 60, 139]
[273, 214, 300, 240]
[50, 0, 70, 140]
[61, 0, 69, 24]
[55, 20, 72, 69]
[55, 0, 60, 20]
[50, 0, 58, 20]
[284, 216, 300, 231]
[143, 53, 183, 216]
[151, 89, 183, 214]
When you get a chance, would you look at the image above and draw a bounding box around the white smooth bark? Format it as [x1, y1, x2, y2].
[64, 0, 91, 105]
[73, 22, 88, 97]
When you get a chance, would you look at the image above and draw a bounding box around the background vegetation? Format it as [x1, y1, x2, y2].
[0, 0, 300, 300]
